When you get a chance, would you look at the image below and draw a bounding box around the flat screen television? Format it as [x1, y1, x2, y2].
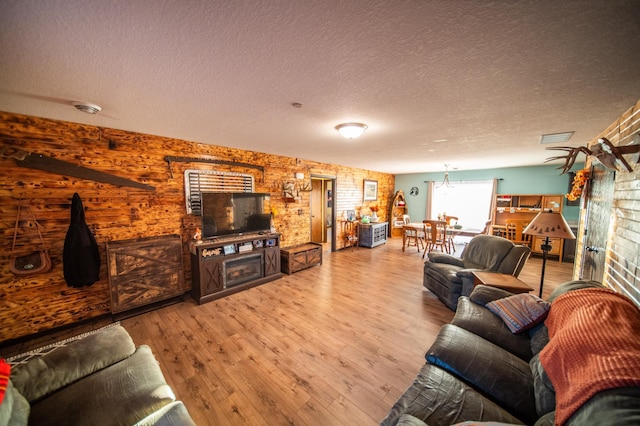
[200, 192, 271, 239]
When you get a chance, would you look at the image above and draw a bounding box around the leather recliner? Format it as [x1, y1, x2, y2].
[423, 234, 530, 310]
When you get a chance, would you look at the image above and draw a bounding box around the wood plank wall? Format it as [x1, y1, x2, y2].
[573, 99, 640, 306]
[0, 112, 393, 342]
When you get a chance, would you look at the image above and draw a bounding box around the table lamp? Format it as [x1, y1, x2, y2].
[523, 210, 576, 298]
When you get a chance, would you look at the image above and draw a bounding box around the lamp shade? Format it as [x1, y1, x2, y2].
[523, 210, 576, 239]
[335, 122, 368, 139]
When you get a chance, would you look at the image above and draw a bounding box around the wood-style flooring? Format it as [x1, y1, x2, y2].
[1, 238, 574, 425]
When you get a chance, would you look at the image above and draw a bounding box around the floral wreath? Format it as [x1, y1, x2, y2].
[566, 169, 589, 201]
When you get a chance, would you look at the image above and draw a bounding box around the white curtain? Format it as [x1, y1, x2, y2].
[428, 179, 496, 230]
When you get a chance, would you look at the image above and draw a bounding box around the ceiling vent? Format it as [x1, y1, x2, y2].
[72, 101, 102, 114]
[540, 131, 574, 144]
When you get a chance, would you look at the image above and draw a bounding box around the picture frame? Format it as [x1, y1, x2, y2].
[363, 179, 378, 201]
[346, 210, 356, 221]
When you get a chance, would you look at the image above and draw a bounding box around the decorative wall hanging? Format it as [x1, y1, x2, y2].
[10, 200, 52, 276]
[363, 179, 378, 201]
[0, 144, 155, 190]
[280, 175, 311, 203]
[566, 169, 590, 202]
[545, 135, 640, 174]
[165, 155, 264, 180]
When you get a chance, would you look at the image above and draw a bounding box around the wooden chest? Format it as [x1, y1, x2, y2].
[106, 234, 184, 314]
[280, 243, 322, 274]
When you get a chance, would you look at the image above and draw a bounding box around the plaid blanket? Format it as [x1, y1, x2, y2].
[540, 288, 640, 425]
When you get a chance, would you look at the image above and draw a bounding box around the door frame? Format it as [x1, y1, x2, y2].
[311, 174, 337, 252]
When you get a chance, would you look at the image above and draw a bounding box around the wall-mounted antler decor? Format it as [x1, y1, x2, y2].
[545, 134, 640, 174]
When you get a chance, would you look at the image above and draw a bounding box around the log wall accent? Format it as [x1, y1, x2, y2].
[0, 111, 393, 342]
[574, 99, 640, 307]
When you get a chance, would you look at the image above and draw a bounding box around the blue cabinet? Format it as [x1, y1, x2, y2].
[358, 222, 388, 248]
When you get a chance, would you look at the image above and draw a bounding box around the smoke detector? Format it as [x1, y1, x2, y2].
[71, 101, 102, 114]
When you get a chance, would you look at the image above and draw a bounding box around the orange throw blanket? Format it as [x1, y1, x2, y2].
[539, 288, 640, 425]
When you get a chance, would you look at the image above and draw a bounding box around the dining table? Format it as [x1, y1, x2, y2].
[402, 222, 483, 252]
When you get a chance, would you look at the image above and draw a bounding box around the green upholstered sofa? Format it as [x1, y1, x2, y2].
[0, 325, 195, 426]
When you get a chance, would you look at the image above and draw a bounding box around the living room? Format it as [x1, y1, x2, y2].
[1, 1, 640, 425]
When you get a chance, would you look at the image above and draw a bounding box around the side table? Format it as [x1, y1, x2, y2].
[358, 221, 388, 248]
[471, 271, 533, 294]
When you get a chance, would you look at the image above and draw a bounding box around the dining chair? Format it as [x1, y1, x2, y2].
[504, 219, 531, 247]
[422, 219, 449, 258]
[482, 220, 492, 234]
[402, 215, 424, 252]
[444, 215, 459, 253]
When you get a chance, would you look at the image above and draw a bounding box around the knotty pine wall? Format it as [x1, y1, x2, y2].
[0, 111, 393, 343]
[573, 99, 640, 306]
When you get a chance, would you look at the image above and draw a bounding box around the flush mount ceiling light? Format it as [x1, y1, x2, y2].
[335, 122, 368, 139]
[72, 101, 102, 114]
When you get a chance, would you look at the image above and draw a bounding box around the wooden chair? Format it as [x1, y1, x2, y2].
[444, 215, 459, 253]
[482, 220, 492, 234]
[422, 220, 449, 258]
[343, 220, 359, 249]
[402, 215, 424, 252]
[504, 219, 531, 247]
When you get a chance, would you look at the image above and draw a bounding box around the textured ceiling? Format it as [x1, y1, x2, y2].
[1, 0, 639, 174]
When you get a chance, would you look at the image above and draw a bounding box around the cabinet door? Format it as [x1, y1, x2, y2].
[107, 235, 184, 313]
[542, 195, 563, 212]
[533, 236, 563, 256]
[201, 259, 224, 294]
[306, 247, 322, 265]
[264, 247, 280, 276]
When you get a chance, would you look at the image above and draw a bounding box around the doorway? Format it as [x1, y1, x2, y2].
[310, 176, 336, 252]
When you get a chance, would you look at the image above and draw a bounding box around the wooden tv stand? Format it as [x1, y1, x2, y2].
[190, 233, 282, 304]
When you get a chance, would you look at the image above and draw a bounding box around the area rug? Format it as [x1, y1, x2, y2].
[5, 322, 120, 366]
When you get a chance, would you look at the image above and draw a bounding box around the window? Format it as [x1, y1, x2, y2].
[428, 179, 495, 229]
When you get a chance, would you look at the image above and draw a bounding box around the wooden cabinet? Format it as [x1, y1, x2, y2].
[358, 222, 388, 248]
[493, 193, 565, 260]
[389, 190, 407, 238]
[281, 243, 322, 274]
[190, 234, 281, 304]
[106, 234, 184, 314]
[493, 194, 563, 226]
[531, 236, 563, 258]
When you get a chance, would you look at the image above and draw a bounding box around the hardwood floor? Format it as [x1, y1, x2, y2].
[1, 238, 574, 425]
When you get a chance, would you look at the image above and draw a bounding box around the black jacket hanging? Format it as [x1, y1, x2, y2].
[63, 193, 100, 287]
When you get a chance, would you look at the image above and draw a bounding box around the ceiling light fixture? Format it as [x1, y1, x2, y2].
[335, 122, 368, 139]
[438, 164, 454, 188]
[72, 101, 102, 114]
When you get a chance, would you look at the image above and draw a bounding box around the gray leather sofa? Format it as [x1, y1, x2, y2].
[1, 325, 195, 426]
[423, 234, 530, 310]
[381, 280, 640, 426]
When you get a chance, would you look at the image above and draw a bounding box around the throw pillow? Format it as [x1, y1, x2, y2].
[486, 293, 550, 333]
[0, 359, 9, 404]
